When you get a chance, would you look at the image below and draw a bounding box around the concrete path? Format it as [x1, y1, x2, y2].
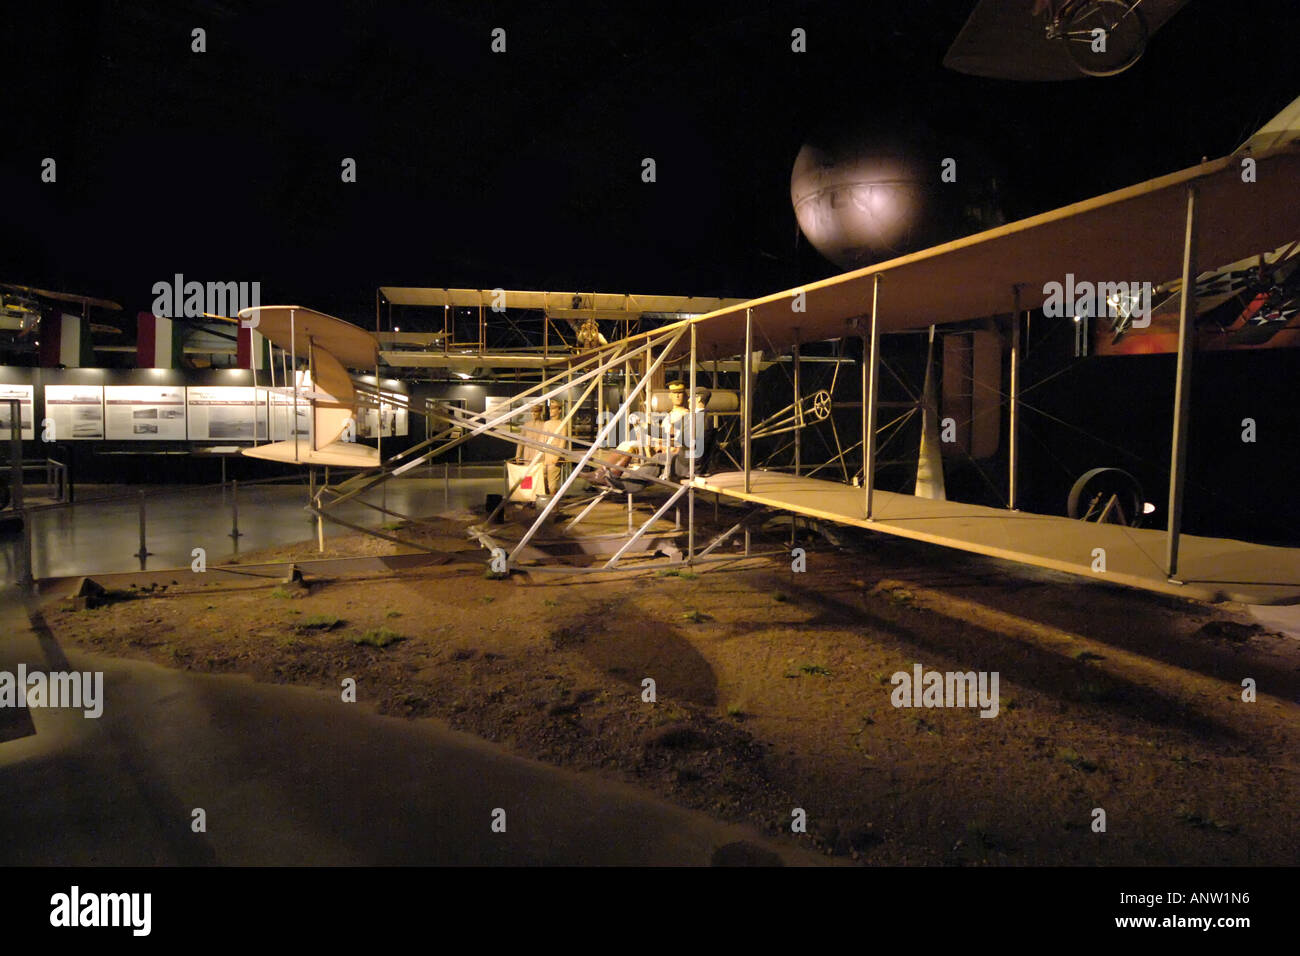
[0, 589, 824, 866]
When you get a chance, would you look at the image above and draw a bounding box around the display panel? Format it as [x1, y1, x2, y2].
[187, 386, 268, 440]
[104, 385, 187, 440]
[0, 383, 36, 440]
[44, 384, 105, 440]
[358, 390, 408, 438]
[269, 382, 312, 442]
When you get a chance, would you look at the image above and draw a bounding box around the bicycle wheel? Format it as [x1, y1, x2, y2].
[1067, 467, 1146, 527]
[1063, 0, 1148, 77]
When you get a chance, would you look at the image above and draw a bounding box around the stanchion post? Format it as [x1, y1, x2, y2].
[230, 479, 242, 539]
[10, 402, 33, 586]
[135, 490, 151, 563]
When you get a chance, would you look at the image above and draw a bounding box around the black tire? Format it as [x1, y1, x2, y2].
[1064, 0, 1148, 77]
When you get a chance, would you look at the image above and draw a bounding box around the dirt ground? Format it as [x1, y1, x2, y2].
[40, 503, 1300, 865]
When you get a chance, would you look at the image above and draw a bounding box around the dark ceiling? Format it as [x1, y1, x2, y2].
[3, 0, 1297, 326]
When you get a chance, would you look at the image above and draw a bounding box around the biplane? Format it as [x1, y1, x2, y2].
[237, 94, 1300, 605]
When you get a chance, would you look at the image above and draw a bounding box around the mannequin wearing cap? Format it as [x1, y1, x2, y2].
[516, 403, 546, 464]
[659, 382, 691, 450]
[663, 388, 713, 480]
[541, 401, 568, 493]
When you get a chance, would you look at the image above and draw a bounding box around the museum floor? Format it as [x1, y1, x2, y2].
[0, 467, 501, 586]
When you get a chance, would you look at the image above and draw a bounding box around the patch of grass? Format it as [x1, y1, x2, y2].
[1076, 679, 1125, 704]
[873, 671, 895, 685]
[680, 609, 711, 623]
[1174, 807, 1238, 833]
[270, 587, 293, 600]
[1057, 748, 1098, 772]
[380, 522, 404, 531]
[297, 615, 341, 631]
[481, 595, 496, 604]
[961, 821, 1015, 856]
[799, 663, 831, 677]
[772, 592, 789, 603]
[910, 715, 939, 735]
[545, 626, 583, 649]
[385, 610, 401, 619]
[657, 568, 699, 580]
[726, 704, 745, 720]
[352, 627, 405, 648]
[542, 599, 559, 607]
[880, 586, 914, 606]
[484, 568, 508, 580]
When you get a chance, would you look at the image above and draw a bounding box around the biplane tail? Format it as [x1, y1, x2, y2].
[236, 306, 382, 469]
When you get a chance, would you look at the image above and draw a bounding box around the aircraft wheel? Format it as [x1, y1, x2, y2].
[1064, 0, 1148, 77]
[1067, 467, 1145, 527]
[810, 390, 832, 422]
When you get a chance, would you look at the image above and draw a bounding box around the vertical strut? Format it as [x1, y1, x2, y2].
[1166, 185, 1199, 580]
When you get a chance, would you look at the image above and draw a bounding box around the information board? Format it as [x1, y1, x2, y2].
[358, 390, 408, 438]
[0, 384, 36, 440]
[104, 385, 187, 440]
[187, 386, 267, 440]
[44, 384, 105, 440]
[269, 384, 312, 442]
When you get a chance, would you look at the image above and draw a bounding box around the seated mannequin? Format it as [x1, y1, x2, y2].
[589, 386, 713, 488]
[664, 389, 713, 480]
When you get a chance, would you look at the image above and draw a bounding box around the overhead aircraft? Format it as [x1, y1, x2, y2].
[0, 283, 123, 357]
[237, 94, 1300, 606]
[944, 0, 1194, 80]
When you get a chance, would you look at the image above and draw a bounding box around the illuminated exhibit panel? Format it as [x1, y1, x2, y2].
[268, 385, 312, 442]
[44, 385, 105, 440]
[104, 385, 186, 440]
[186, 386, 267, 441]
[0, 384, 36, 439]
[358, 389, 408, 439]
